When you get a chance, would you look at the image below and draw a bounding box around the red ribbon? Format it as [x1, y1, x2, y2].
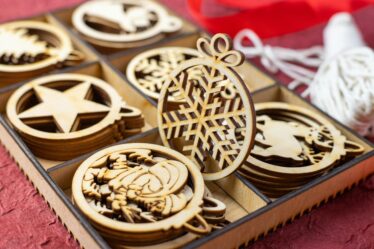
[187, 0, 374, 38]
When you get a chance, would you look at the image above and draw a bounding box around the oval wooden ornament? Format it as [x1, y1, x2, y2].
[72, 143, 208, 245]
[6, 74, 144, 160]
[157, 34, 256, 181]
[0, 21, 82, 74]
[72, 0, 182, 48]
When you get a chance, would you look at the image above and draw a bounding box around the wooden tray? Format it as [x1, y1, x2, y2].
[0, 1, 373, 249]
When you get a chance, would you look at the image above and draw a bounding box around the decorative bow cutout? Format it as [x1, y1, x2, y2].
[233, 29, 324, 95]
[197, 33, 245, 68]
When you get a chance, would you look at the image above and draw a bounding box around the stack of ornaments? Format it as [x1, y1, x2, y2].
[72, 0, 183, 51]
[0, 21, 83, 86]
[238, 102, 364, 198]
[6, 74, 145, 161]
[71, 144, 227, 247]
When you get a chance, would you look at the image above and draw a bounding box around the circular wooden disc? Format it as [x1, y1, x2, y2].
[157, 34, 256, 181]
[72, 0, 182, 46]
[72, 143, 205, 244]
[126, 47, 200, 101]
[0, 21, 73, 73]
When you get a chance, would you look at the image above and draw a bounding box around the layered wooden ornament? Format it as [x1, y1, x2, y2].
[0, 21, 84, 86]
[72, 143, 226, 246]
[157, 33, 256, 181]
[126, 47, 201, 103]
[72, 0, 182, 49]
[6, 74, 144, 160]
[238, 102, 364, 197]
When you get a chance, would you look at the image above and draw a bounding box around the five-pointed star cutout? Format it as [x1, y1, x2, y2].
[18, 81, 110, 133]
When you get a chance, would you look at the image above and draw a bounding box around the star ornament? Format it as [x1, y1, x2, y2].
[18, 81, 110, 133]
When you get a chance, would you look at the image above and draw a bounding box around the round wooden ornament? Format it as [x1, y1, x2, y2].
[243, 102, 364, 177]
[72, 143, 210, 245]
[6, 74, 144, 160]
[237, 102, 364, 197]
[157, 33, 256, 181]
[126, 47, 201, 102]
[0, 21, 83, 76]
[72, 0, 182, 48]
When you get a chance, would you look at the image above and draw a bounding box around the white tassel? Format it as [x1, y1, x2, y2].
[309, 13, 374, 137]
[233, 14, 374, 137]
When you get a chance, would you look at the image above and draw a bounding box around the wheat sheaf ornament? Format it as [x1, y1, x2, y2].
[72, 0, 182, 49]
[0, 21, 83, 85]
[6, 74, 144, 160]
[158, 34, 256, 181]
[72, 143, 227, 246]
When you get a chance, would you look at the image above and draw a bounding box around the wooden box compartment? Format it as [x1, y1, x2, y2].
[108, 32, 276, 106]
[0, 14, 98, 87]
[0, 61, 157, 170]
[52, 1, 199, 56]
[46, 128, 269, 248]
[237, 85, 374, 199]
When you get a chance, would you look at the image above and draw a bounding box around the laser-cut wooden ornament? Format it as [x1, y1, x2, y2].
[72, 143, 227, 246]
[126, 46, 237, 105]
[0, 21, 83, 85]
[158, 33, 256, 181]
[72, 0, 182, 49]
[6, 74, 144, 160]
[238, 102, 364, 197]
[126, 47, 200, 102]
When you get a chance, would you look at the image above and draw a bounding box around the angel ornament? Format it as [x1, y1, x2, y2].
[72, 0, 182, 49]
[73, 144, 226, 246]
[0, 21, 83, 86]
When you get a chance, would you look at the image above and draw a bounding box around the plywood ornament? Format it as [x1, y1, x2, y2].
[126, 46, 237, 105]
[157, 33, 256, 181]
[0, 21, 84, 85]
[72, 0, 182, 49]
[238, 102, 364, 197]
[127, 47, 200, 101]
[6, 74, 144, 160]
[72, 143, 227, 246]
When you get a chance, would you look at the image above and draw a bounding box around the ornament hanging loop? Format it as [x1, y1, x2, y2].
[197, 34, 244, 67]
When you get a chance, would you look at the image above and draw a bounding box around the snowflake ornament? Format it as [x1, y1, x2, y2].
[158, 33, 256, 181]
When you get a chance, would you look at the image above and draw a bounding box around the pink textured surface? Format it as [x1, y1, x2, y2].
[0, 147, 79, 249]
[250, 176, 374, 249]
[0, 1, 373, 249]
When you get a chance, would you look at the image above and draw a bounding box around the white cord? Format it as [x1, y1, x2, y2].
[233, 27, 374, 137]
[309, 47, 374, 137]
[233, 29, 324, 94]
